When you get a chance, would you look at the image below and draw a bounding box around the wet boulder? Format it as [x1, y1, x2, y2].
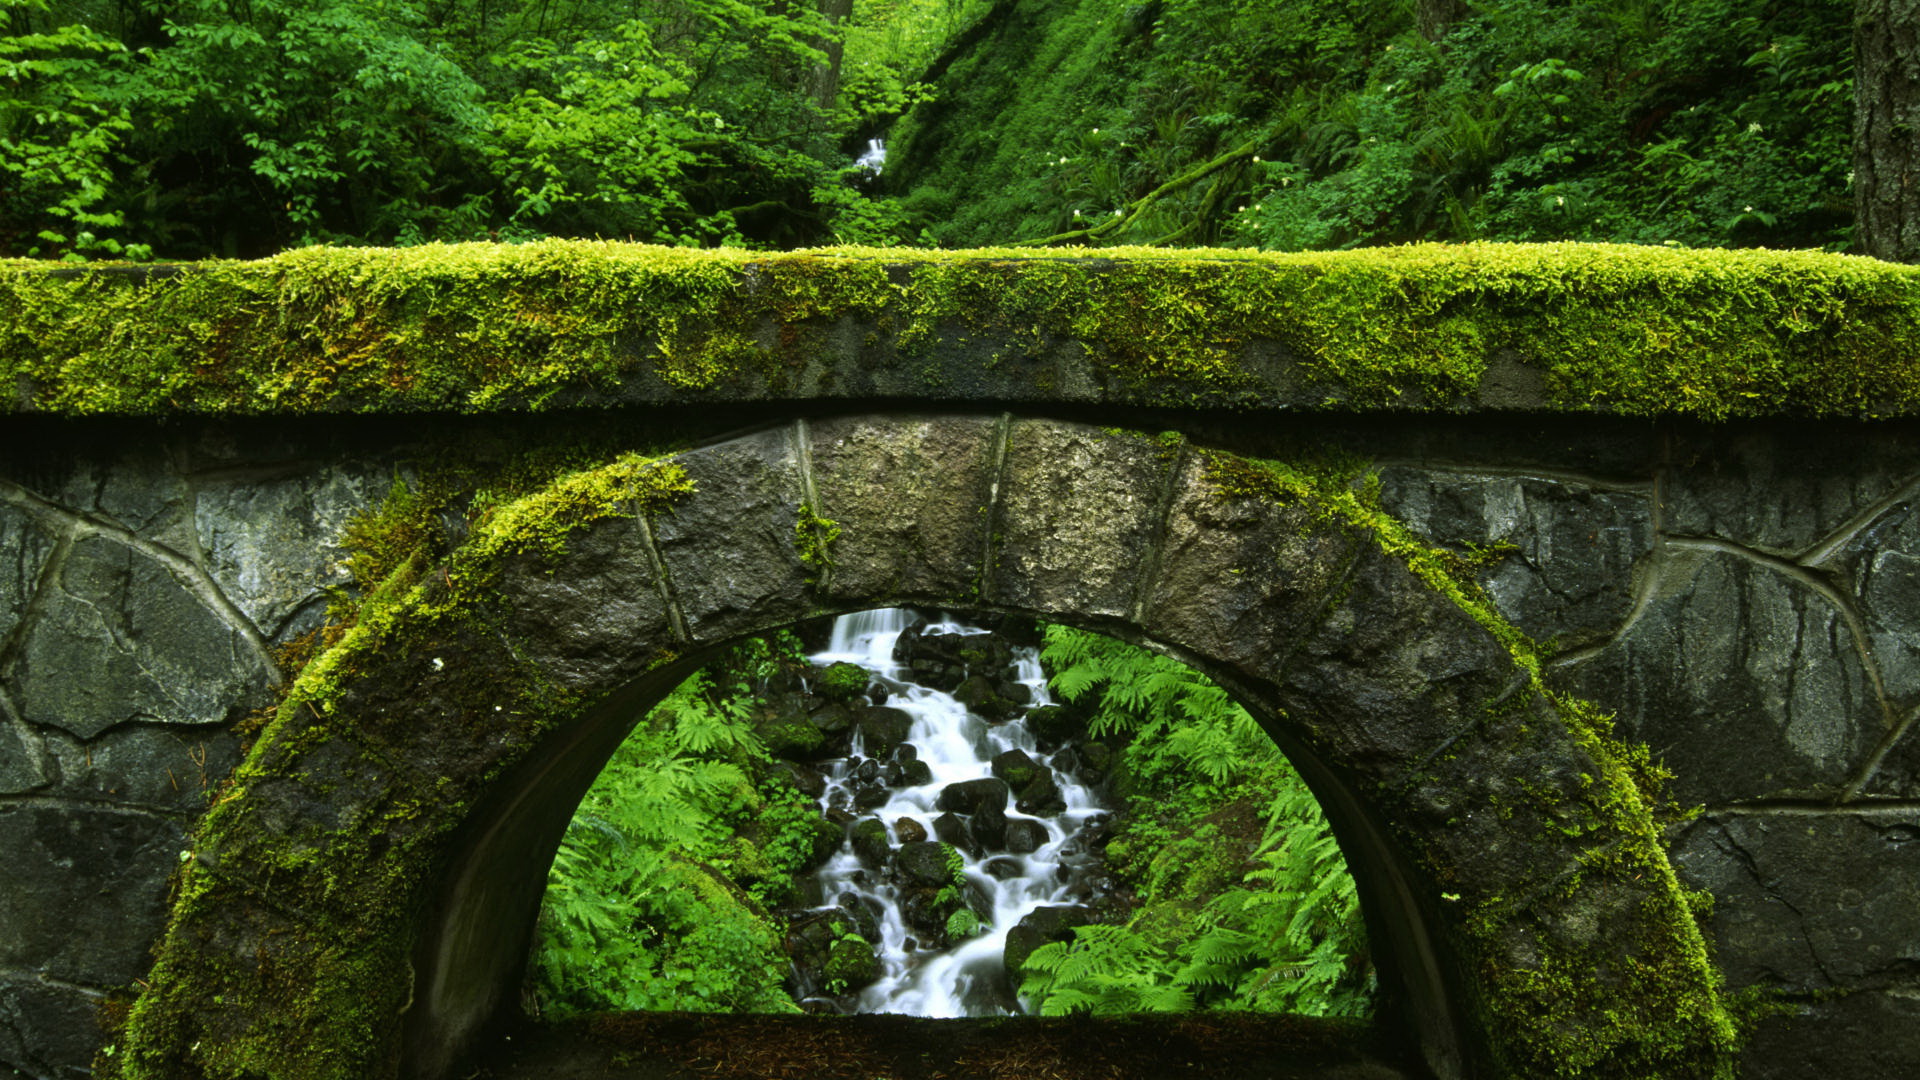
[894, 840, 962, 889]
[895, 816, 928, 843]
[766, 761, 826, 799]
[968, 798, 1008, 850]
[857, 706, 913, 758]
[983, 856, 1024, 880]
[1004, 818, 1049, 854]
[1026, 704, 1086, 748]
[937, 777, 1008, 815]
[954, 674, 1018, 721]
[991, 749, 1044, 790]
[756, 711, 828, 760]
[931, 812, 974, 854]
[786, 908, 876, 995]
[1003, 905, 1095, 982]
[1015, 770, 1066, 817]
[850, 817, 891, 867]
[851, 781, 890, 811]
[808, 700, 855, 737]
[800, 816, 844, 871]
[867, 683, 889, 706]
[814, 661, 871, 702]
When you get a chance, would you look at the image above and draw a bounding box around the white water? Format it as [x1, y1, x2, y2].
[803, 608, 1107, 1016]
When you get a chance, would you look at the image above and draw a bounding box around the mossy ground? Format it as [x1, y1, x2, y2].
[6, 240, 1919, 419]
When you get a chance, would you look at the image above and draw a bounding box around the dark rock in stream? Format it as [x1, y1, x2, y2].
[893, 840, 960, 888]
[931, 812, 973, 853]
[937, 777, 1008, 814]
[955, 674, 1019, 720]
[1015, 771, 1065, 817]
[1004, 818, 1048, 854]
[808, 700, 855, 737]
[767, 761, 826, 798]
[814, 661, 871, 702]
[857, 706, 913, 757]
[1003, 905, 1096, 981]
[894, 817, 928, 843]
[1027, 704, 1086, 748]
[850, 818, 891, 867]
[983, 856, 1024, 880]
[991, 749, 1043, 789]
[968, 799, 1008, 850]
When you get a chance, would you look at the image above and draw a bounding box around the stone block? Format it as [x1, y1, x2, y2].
[0, 503, 57, 652]
[1554, 547, 1881, 804]
[9, 536, 273, 739]
[1279, 546, 1521, 790]
[495, 512, 677, 694]
[806, 415, 998, 606]
[1671, 810, 1920, 991]
[0, 974, 104, 1079]
[1663, 425, 1920, 556]
[1737, 990, 1920, 1080]
[990, 422, 1174, 620]
[0, 804, 184, 986]
[42, 723, 240, 813]
[650, 427, 813, 644]
[1376, 468, 1652, 649]
[194, 464, 382, 639]
[1139, 451, 1365, 680]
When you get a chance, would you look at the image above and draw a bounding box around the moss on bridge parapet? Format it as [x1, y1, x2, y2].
[4, 241, 1919, 419]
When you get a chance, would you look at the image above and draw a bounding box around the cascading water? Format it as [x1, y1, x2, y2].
[781, 608, 1117, 1016]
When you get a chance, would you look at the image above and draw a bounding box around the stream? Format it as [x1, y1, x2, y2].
[780, 608, 1120, 1016]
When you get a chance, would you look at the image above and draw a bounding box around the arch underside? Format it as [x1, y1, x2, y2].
[113, 416, 1733, 1080]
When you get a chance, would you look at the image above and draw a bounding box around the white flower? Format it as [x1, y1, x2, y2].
[1113, 209, 1122, 216]
[1747, 122, 1763, 134]
[1091, 127, 1099, 134]
[1555, 195, 1565, 206]
[1252, 155, 1261, 162]
[1743, 205, 1754, 213]
[1058, 156, 1068, 165]
[1073, 209, 1081, 217]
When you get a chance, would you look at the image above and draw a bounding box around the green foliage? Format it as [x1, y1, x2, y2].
[888, 0, 1853, 252]
[1024, 626, 1371, 1018]
[530, 668, 811, 1017]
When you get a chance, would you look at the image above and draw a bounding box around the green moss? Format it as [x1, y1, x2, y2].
[7, 240, 1920, 419]
[1196, 449, 1737, 1079]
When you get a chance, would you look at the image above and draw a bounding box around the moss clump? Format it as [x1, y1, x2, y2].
[7, 240, 1920, 419]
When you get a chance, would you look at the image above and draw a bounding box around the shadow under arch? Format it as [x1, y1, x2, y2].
[114, 416, 1733, 1080]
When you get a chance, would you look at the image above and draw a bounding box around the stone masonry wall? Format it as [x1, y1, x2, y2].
[2, 412, 1916, 1078]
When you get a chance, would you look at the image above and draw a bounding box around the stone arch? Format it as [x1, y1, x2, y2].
[112, 416, 1734, 1080]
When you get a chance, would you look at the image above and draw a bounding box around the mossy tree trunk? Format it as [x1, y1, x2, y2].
[1855, 0, 1920, 261]
[811, 0, 855, 111]
[1416, 0, 1470, 41]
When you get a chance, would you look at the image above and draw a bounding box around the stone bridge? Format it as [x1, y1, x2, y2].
[3, 243, 1919, 1080]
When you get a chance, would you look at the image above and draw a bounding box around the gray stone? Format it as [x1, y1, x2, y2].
[1815, 498, 1920, 711]
[991, 422, 1174, 619]
[1738, 990, 1920, 1080]
[194, 464, 380, 638]
[0, 805, 185, 986]
[41, 723, 241, 813]
[1140, 451, 1365, 679]
[1663, 426, 1920, 555]
[9, 536, 273, 739]
[1671, 811, 1920, 991]
[990, 748, 1043, 790]
[0, 975, 104, 1079]
[650, 428, 812, 644]
[495, 513, 675, 694]
[56, 451, 196, 551]
[807, 415, 998, 604]
[1376, 468, 1652, 649]
[0, 714, 46, 796]
[1555, 547, 1881, 804]
[1277, 545, 1521, 792]
[856, 706, 912, 758]
[0, 503, 57, 653]
[1004, 818, 1048, 854]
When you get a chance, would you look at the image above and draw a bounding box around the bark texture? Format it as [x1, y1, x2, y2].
[1856, 0, 1920, 261]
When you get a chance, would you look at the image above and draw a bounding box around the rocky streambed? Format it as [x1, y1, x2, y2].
[764, 609, 1133, 1016]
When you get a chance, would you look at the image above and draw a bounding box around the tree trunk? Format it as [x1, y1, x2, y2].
[1416, 0, 1469, 42]
[1855, 0, 1920, 261]
[811, 0, 855, 112]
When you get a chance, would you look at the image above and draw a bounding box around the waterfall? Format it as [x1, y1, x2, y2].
[791, 608, 1112, 1016]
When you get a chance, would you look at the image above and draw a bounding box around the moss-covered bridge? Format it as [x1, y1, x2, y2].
[2, 243, 1918, 1080]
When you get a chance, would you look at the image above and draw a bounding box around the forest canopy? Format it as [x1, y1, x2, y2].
[0, 0, 1864, 259]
